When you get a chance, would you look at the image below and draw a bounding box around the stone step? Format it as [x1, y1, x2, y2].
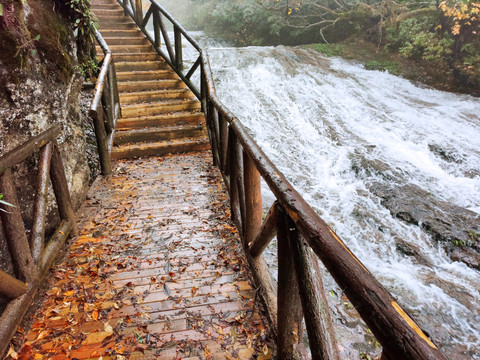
[109, 52, 161, 62]
[117, 70, 178, 82]
[118, 80, 185, 92]
[98, 29, 144, 38]
[119, 89, 195, 104]
[114, 125, 206, 145]
[121, 100, 201, 117]
[116, 61, 169, 72]
[117, 113, 205, 129]
[98, 22, 137, 30]
[95, 44, 153, 53]
[102, 37, 148, 45]
[91, 3, 118, 9]
[91, 8, 124, 16]
[111, 138, 210, 159]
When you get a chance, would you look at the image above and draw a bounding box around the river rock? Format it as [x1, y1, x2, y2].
[371, 183, 480, 269]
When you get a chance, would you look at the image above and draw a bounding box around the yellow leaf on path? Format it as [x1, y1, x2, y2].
[104, 323, 114, 335]
[263, 344, 269, 356]
[92, 310, 99, 320]
[6, 346, 18, 359]
[34, 354, 43, 360]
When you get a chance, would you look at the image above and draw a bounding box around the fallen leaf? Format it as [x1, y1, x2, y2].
[6, 346, 18, 359]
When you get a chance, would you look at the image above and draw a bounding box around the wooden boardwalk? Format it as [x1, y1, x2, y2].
[15, 152, 273, 359]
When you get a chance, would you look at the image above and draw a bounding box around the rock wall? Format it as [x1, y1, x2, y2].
[0, 0, 97, 288]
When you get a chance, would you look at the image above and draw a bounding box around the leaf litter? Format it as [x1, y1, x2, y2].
[11, 153, 274, 359]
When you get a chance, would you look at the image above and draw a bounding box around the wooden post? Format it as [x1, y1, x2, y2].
[219, 115, 229, 172]
[211, 108, 221, 167]
[49, 144, 76, 233]
[228, 131, 241, 232]
[243, 152, 262, 248]
[0, 169, 35, 282]
[249, 201, 278, 257]
[236, 146, 246, 234]
[0, 270, 28, 299]
[30, 142, 54, 263]
[174, 25, 183, 72]
[153, 8, 161, 49]
[158, 13, 175, 64]
[90, 105, 112, 175]
[200, 64, 207, 114]
[277, 206, 303, 360]
[291, 235, 339, 360]
[135, 0, 143, 24]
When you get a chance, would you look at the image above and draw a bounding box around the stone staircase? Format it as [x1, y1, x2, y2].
[91, 0, 209, 159]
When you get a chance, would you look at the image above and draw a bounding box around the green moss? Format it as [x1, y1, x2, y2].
[27, 0, 75, 82]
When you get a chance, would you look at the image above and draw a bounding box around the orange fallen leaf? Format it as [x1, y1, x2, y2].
[92, 310, 99, 321]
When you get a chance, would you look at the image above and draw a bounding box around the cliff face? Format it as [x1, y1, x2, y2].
[0, 0, 96, 283]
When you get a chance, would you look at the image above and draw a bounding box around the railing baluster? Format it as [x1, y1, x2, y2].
[219, 114, 228, 172]
[108, 64, 115, 132]
[249, 201, 278, 257]
[0, 169, 35, 282]
[134, 0, 143, 24]
[186, 56, 201, 80]
[276, 207, 303, 359]
[200, 63, 207, 112]
[243, 152, 262, 248]
[174, 25, 183, 72]
[153, 8, 161, 49]
[228, 134, 241, 232]
[50, 143, 76, 233]
[90, 104, 112, 175]
[158, 13, 175, 65]
[291, 234, 339, 360]
[30, 142, 54, 262]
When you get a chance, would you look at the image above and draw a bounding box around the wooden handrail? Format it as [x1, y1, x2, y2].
[0, 125, 61, 175]
[89, 29, 121, 175]
[117, 1, 448, 358]
[0, 127, 74, 357]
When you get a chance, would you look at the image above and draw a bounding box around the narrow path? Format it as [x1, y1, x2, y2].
[16, 152, 273, 359]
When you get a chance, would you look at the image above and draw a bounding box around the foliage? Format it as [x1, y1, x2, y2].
[364, 60, 400, 74]
[73, 58, 98, 80]
[439, 0, 480, 36]
[54, 0, 99, 76]
[65, 0, 98, 42]
[386, 17, 454, 63]
[0, 194, 14, 212]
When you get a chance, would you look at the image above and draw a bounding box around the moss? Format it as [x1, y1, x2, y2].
[26, 0, 75, 82]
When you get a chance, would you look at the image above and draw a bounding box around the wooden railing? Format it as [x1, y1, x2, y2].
[89, 30, 121, 175]
[117, 2, 447, 358]
[0, 126, 75, 356]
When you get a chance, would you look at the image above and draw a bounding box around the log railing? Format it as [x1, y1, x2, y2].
[90, 30, 121, 175]
[118, 1, 447, 359]
[0, 126, 75, 356]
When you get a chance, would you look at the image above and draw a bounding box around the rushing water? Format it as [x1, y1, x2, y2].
[176, 31, 480, 358]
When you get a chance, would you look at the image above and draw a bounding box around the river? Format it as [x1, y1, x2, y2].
[171, 30, 480, 358]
